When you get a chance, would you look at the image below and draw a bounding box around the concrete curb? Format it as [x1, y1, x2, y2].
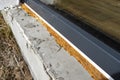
[1, 7, 50, 80]
[1, 7, 93, 80]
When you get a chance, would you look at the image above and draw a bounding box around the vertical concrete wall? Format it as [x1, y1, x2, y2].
[0, 0, 19, 10]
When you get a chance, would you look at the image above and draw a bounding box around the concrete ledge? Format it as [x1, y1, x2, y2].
[1, 7, 92, 80]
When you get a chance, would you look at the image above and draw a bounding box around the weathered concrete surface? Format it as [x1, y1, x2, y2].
[2, 7, 93, 80]
[0, 0, 19, 10]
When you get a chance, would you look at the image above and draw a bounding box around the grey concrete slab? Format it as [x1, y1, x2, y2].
[2, 7, 93, 80]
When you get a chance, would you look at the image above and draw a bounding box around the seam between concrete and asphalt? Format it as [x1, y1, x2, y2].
[1, 7, 93, 80]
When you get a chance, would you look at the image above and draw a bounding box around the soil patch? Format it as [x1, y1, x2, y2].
[0, 12, 33, 80]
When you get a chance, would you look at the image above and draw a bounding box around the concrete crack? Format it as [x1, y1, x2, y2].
[43, 64, 53, 80]
[11, 16, 14, 24]
[57, 46, 62, 52]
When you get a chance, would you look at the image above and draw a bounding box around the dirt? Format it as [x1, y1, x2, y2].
[0, 12, 33, 80]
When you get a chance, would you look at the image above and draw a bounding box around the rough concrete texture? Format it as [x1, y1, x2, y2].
[2, 7, 93, 80]
[0, 0, 19, 10]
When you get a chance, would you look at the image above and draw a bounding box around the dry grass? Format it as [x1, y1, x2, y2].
[0, 12, 33, 80]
